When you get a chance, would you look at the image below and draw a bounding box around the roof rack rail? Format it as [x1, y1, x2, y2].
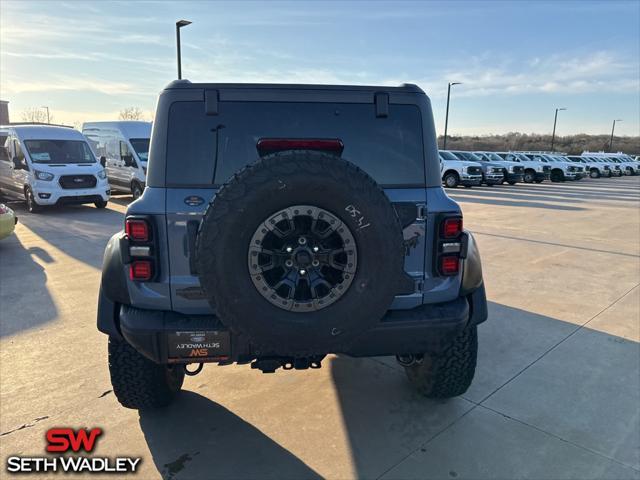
[4, 122, 74, 128]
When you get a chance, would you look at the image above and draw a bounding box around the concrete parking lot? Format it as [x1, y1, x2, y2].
[1, 177, 639, 480]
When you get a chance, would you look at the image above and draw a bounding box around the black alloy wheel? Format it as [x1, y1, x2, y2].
[248, 205, 357, 312]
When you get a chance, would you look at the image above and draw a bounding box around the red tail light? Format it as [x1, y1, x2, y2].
[130, 260, 153, 281]
[440, 256, 460, 276]
[126, 219, 149, 242]
[442, 217, 463, 238]
[257, 138, 344, 155]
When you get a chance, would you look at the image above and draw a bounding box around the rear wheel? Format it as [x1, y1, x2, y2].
[402, 326, 478, 398]
[25, 187, 42, 213]
[131, 181, 143, 200]
[108, 337, 184, 410]
[443, 172, 460, 188]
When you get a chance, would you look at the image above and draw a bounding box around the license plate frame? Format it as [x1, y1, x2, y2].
[167, 330, 231, 362]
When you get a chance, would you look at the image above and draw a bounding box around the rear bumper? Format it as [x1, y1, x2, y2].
[104, 284, 488, 364]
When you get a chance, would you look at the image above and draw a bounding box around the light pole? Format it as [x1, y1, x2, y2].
[550, 107, 566, 152]
[41, 106, 50, 124]
[443, 82, 461, 150]
[609, 119, 623, 152]
[176, 20, 192, 80]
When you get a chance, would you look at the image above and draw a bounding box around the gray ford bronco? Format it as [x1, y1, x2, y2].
[98, 80, 488, 410]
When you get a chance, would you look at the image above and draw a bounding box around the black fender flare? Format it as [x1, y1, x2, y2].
[97, 232, 130, 337]
[460, 231, 488, 326]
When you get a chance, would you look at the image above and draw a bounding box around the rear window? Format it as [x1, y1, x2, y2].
[166, 101, 425, 187]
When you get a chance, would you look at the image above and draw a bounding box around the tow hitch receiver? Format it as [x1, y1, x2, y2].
[251, 356, 325, 373]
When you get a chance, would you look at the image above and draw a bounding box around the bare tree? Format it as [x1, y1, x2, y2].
[21, 107, 53, 123]
[118, 107, 145, 121]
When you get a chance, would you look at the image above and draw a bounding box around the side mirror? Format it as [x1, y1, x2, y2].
[122, 155, 136, 168]
[12, 157, 25, 170]
[100, 156, 106, 167]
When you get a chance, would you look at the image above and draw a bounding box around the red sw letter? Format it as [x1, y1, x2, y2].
[46, 428, 103, 453]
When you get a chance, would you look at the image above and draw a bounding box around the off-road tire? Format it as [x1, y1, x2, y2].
[95, 200, 108, 209]
[108, 337, 184, 410]
[25, 187, 42, 213]
[443, 172, 459, 188]
[404, 326, 478, 398]
[195, 150, 406, 356]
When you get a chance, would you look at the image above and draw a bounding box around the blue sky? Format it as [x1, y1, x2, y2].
[1, 0, 639, 136]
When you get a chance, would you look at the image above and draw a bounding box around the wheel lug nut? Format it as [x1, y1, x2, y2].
[312, 246, 319, 252]
[298, 237, 307, 245]
[299, 269, 306, 275]
[286, 247, 293, 253]
[312, 260, 320, 267]
[285, 260, 293, 267]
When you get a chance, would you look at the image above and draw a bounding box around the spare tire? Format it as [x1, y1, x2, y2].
[195, 150, 406, 356]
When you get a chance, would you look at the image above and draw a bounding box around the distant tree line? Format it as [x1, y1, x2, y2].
[439, 132, 639, 155]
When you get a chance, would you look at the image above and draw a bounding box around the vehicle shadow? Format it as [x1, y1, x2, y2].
[0, 234, 58, 337]
[138, 390, 322, 480]
[329, 301, 640, 478]
[5, 200, 125, 270]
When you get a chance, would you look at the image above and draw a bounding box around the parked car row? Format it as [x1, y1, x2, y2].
[438, 149, 638, 188]
[0, 121, 636, 213]
[0, 121, 151, 213]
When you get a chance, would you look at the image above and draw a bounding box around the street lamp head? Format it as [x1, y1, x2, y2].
[615, 119, 623, 122]
[176, 19, 192, 28]
[557, 107, 567, 111]
[449, 82, 462, 86]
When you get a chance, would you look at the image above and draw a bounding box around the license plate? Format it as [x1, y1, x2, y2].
[167, 330, 231, 361]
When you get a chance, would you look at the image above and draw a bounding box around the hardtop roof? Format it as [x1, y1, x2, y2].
[162, 79, 425, 94]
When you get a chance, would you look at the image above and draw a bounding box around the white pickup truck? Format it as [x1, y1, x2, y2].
[566, 155, 606, 178]
[474, 151, 525, 185]
[495, 152, 551, 183]
[438, 150, 483, 188]
[585, 152, 638, 176]
[524, 154, 581, 181]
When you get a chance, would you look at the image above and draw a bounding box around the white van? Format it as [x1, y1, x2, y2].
[82, 121, 151, 199]
[0, 124, 110, 213]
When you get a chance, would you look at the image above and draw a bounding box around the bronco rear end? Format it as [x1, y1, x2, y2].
[98, 80, 487, 410]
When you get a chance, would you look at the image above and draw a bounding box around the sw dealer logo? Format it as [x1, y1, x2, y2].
[6, 427, 141, 474]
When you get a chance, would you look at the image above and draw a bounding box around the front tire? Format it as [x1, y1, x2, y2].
[25, 187, 42, 213]
[590, 169, 600, 179]
[108, 337, 184, 410]
[95, 200, 108, 209]
[403, 326, 478, 398]
[523, 170, 535, 183]
[443, 172, 460, 188]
